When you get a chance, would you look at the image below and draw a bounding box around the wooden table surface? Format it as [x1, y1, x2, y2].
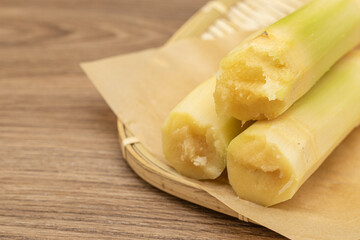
[0, 1, 285, 239]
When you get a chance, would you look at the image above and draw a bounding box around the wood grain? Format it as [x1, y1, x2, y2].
[0, 1, 285, 239]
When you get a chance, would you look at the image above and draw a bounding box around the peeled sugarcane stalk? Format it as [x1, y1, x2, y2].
[227, 50, 360, 206]
[162, 77, 250, 180]
[214, 0, 360, 121]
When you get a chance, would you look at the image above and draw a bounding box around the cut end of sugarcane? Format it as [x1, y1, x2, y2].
[227, 48, 360, 206]
[162, 112, 226, 180]
[227, 133, 298, 206]
[215, 33, 295, 121]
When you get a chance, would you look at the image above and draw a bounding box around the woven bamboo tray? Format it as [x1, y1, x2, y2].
[117, 0, 309, 222]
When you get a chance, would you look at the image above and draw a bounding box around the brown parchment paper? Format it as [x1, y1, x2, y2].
[81, 32, 360, 240]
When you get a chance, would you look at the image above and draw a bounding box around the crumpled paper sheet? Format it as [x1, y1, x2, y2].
[81, 31, 360, 240]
